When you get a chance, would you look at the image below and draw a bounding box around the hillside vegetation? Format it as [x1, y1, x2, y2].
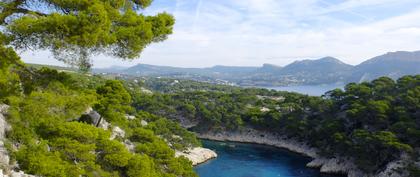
[2, 59, 420, 176]
[134, 75, 420, 176]
[0, 64, 199, 177]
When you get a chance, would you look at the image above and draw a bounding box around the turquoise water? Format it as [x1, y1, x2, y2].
[195, 140, 343, 177]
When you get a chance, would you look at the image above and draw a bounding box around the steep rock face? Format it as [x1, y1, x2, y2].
[175, 147, 217, 165]
[0, 105, 11, 169]
[307, 157, 363, 177]
[306, 152, 412, 177]
[375, 153, 410, 177]
[197, 128, 317, 158]
[0, 105, 36, 177]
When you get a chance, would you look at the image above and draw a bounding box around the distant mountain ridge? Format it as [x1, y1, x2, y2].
[349, 51, 420, 82]
[94, 51, 420, 86]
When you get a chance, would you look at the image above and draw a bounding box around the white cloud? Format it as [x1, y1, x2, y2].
[21, 0, 420, 68]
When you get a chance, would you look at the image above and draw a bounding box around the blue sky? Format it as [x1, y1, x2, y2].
[22, 0, 420, 68]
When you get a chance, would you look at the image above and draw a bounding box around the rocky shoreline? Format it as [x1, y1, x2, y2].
[0, 104, 411, 176]
[196, 128, 408, 177]
[175, 147, 217, 166]
[86, 110, 218, 167]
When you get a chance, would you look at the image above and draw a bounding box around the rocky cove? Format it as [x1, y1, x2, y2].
[0, 103, 413, 177]
[195, 128, 411, 177]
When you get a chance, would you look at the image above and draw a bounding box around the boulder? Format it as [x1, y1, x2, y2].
[97, 118, 110, 130]
[125, 115, 136, 120]
[140, 120, 148, 127]
[79, 111, 101, 125]
[110, 126, 125, 140]
[124, 140, 135, 152]
[79, 110, 109, 130]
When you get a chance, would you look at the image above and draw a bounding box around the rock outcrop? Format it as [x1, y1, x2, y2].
[123, 140, 136, 152]
[0, 105, 11, 170]
[175, 147, 217, 165]
[97, 118, 110, 130]
[79, 109, 110, 130]
[140, 120, 148, 127]
[306, 157, 363, 177]
[197, 128, 317, 158]
[0, 170, 36, 177]
[0, 105, 36, 177]
[110, 126, 125, 140]
[79, 107, 111, 130]
[375, 153, 411, 177]
[125, 115, 136, 120]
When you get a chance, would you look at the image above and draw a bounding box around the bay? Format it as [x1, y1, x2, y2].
[195, 140, 344, 177]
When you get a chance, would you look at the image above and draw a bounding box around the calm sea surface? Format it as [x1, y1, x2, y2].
[195, 140, 344, 177]
[258, 84, 345, 96]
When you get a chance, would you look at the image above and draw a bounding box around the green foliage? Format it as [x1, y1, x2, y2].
[1, 0, 174, 71]
[97, 138, 132, 168]
[0, 67, 21, 100]
[146, 118, 201, 150]
[408, 164, 420, 177]
[350, 130, 412, 171]
[15, 141, 77, 177]
[2, 67, 198, 176]
[126, 155, 157, 177]
[134, 75, 420, 174]
[3, 58, 419, 175]
[129, 128, 156, 143]
[0, 42, 22, 100]
[95, 80, 133, 124]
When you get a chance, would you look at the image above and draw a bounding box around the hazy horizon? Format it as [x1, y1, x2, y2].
[26, 50, 418, 69]
[21, 0, 420, 68]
